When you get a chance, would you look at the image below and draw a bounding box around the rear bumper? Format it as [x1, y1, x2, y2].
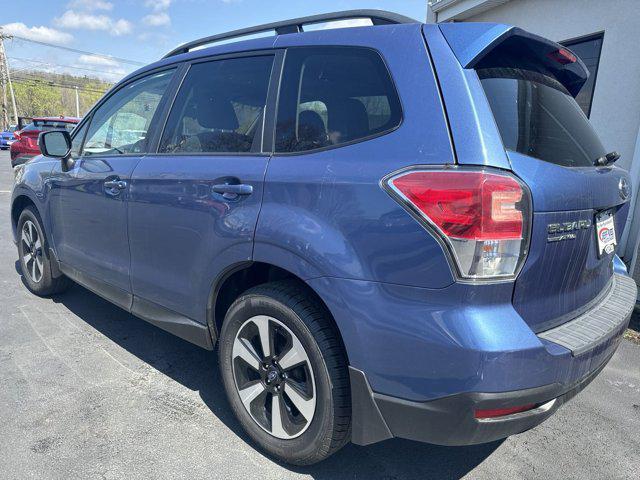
[350, 347, 615, 446]
[309, 272, 635, 447]
[538, 274, 636, 355]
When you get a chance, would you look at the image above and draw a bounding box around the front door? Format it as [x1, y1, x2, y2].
[128, 53, 277, 323]
[49, 69, 175, 299]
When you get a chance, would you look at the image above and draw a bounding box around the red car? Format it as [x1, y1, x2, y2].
[10, 116, 80, 167]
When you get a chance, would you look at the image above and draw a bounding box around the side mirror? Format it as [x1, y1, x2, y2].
[39, 130, 72, 159]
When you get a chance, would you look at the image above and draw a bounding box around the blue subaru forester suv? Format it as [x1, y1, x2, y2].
[11, 11, 637, 465]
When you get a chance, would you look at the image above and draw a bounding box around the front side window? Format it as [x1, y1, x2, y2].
[275, 47, 402, 153]
[70, 121, 88, 159]
[159, 55, 274, 154]
[82, 69, 174, 156]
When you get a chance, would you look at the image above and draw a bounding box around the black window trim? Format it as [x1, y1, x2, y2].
[72, 64, 181, 159]
[560, 31, 604, 118]
[272, 45, 404, 157]
[152, 49, 284, 157]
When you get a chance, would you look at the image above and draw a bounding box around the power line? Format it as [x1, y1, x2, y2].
[12, 75, 109, 92]
[9, 56, 126, 77]
[11, 76, 109, 95]
[12, 82, 107, 97]
[6, 35, 146, 66]
[12, 71, 109, 88]
[11, 69, 110, 85]
[12, 80, 108, 96]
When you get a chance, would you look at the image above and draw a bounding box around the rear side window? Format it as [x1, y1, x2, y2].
[159, 55, 274, 154]
[275, 47, 402, 153]
[480, 68, 606, 167]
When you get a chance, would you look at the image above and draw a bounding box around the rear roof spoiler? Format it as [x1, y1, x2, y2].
[438, 23, 589, 96]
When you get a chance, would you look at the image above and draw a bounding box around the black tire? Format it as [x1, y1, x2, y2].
[218, 280, 351, 465]
[17, 206, 72, 296]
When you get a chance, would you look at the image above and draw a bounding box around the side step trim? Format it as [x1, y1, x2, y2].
[59, 262, 132, 311]
[58, 262, 214, 350]
[538, 273, 636, 356]
[131, 297, 214, 350]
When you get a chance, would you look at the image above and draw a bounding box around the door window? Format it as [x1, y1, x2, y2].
[159, 55, 274, 154]
[275, 47, 402, 153]
[82, 69, 174, 156]
[69, 121, 88, 159]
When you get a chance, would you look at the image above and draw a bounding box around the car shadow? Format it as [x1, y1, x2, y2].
[45, 281, 499, 479]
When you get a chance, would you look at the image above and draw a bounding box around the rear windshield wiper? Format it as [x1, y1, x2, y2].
[595, 151, 620, 167]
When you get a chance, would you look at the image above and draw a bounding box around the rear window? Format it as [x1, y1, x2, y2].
[275, 47, 402, 153]
[24, 120, 76, 133]
[479, 68, 606, 167]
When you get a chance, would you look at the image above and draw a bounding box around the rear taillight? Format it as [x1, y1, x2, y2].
[13, 130, 22, 140]
[384, 168, 531, 281]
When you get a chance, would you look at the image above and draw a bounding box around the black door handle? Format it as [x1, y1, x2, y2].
[212, 183, 253, 200]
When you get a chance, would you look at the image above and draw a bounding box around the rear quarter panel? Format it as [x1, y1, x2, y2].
[256, 25, 456, 288]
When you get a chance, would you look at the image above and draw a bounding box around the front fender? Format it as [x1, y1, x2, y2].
[10, 157, 56, 242]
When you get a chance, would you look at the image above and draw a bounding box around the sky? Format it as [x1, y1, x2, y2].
[1, 0, 427, 83]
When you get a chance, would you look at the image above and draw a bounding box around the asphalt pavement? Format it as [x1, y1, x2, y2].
[0, 150, 639, 479]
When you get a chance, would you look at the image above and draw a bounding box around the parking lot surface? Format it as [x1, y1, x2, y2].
[1, 150, 639, 479]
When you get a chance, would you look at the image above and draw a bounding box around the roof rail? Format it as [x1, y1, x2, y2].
[163, 10, 419, 58]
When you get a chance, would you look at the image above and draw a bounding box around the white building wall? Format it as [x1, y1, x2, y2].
[433, 0, 640, 269]
[464, 0, 640, 174]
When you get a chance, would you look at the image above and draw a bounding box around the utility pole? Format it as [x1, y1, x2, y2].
[74, 85, 80, 117]
[0, 30, 19, 126]
[1, 70, 7, 131]
[0, 31, 9, 130]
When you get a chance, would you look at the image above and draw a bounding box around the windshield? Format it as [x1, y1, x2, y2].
[479, 68, 606, 167]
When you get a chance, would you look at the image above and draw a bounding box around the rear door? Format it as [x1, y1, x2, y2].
[480, 68, 630, 332]
[432, 24, 632, 332]
[127, 52, 278, 324]
[49, 69, 175, 301]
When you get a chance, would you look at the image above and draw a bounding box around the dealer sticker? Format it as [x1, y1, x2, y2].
[596, 210, 616, 257]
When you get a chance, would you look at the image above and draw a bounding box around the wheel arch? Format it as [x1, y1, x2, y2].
[207, 261, 350, 363]
[11, 194, 39, 241]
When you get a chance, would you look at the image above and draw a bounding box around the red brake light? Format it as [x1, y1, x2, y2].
[14, 130, 22, 140]
[385, 169, 531, 280]
[390, 171, 524, 240]
[475, 404, 536, 419]
[547, 48, 577, 65]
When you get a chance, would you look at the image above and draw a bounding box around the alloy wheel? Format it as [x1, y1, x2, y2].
[20, 220, 44, 283]
[231, 315, 316, 439]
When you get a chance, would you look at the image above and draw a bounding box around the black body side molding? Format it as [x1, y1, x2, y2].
[58, 261, 215, 350]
